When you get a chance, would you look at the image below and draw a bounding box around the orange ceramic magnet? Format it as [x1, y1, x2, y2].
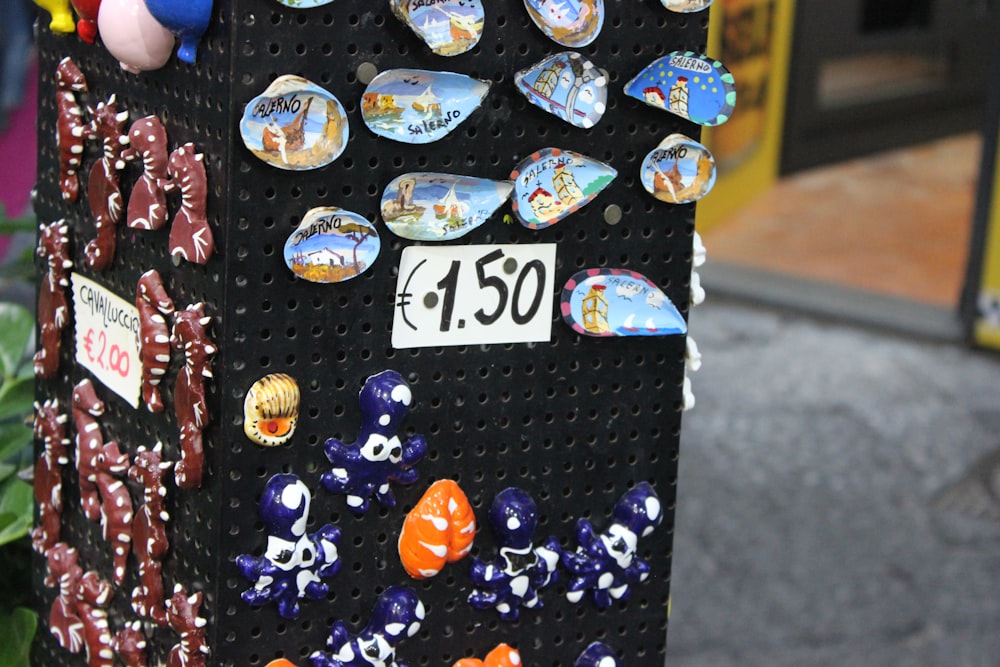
[398, 479, 476, 579]
[454, 644, 522, 667]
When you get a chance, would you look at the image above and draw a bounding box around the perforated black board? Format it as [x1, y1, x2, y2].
[32, 2, 708, 666]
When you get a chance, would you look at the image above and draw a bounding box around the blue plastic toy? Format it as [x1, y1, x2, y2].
[144, 0, 213, 64]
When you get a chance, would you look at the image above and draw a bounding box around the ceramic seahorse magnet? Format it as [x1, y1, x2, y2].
[55, 58, 94, 203]
[144, 0, 214, 63]
[509, 147, 616, 230]
[236, 474, 342, 619]
[45, 543, 85, 653]
[165, 143, 215, 264]
[515, 52, 608, 129]
[561, 482, 663, 608]
[166, 584, 209, 667]
[71, 0, 103, 42]
[380, 173, 513, 241]
[30, 399, 70, 554]
[454, 644, 522, 667]
[320, 370, 427, 514]
[171, 303, 216, 490]
[640, 134, 716, 204]
[468, 487, 562, 620]
[86, 95, 133, 271]
[560, 268, 687, 337]
[574, 643, 620, 667]
[126, 116, 170, 230]
[390, 0, 484, 56]
[136, 269, 175, 413]
[361, 69, 490, 144]
[33, 220, 72, 379]
[243, 373, 300, 446]
[33, 0, 76, 32]
[310, 587, 424, 667]
[284, 207, 380, 283]
[97, 0, 176, 73]
[523, 0, 604, 47]
[660, 0, 713, 11]
[72, 378, 106, 522]
[398, 479, 476, 579]
[129, 443, 173, 625]
[94, 440, 134, 585]
[240, 75, 349, 170]
[112, 621, 148, 667]
[625, 51, 737, 126]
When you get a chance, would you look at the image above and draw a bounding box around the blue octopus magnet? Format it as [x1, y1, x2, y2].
[523, 0, 604, 48]
[361, 69, 490, 144]
[468, 488, 563, 621]
[236, 474, 342, 619]
[640, 134, 717, 204]
[510, 147, 616, 230]
[240, 75, 350, 170]
[320, 370, 427, 514]
[515, 52, 608, 129]
[575, 643, 620, 667]
[310, 586, 425, 667]
[561, 268, 687, 337]
[144, 0, 213, 64]
[561, 482, 663, 608]
[284, 207, 380, 283]
[391, 0, 485, 56]
[625, 51, 736, 126]
[381, 173, 513, 241]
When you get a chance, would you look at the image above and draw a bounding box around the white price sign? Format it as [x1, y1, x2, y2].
[72, 273, 142, 408]
[392, 244, 556, 349]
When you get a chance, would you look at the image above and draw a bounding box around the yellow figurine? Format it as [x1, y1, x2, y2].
[33, 0, 76, 33]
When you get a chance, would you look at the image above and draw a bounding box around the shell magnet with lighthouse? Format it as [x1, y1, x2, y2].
[283, 207, 380, 283]
[625, 51, 736, 127]
[509, 148, 616, 230]
[561, 268, 687, 337]
[240, 75, 349, 170]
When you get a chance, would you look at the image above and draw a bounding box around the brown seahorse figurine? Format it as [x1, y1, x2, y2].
[129, 442, 172, 625]
[166, 584, 209, 667]
[136, 269, 175, 413]
[33, 219, 72, 379]
[46, 542, 85, 654]
[76, 570, 115, 667]
[55, 57, 94, 203]
[94, 440, 134, 585]
[171, 303, 216, 490]
[72, 378, 106, 522]
[86, 95, 133, 271]
[127, 116, 170, 230]
[165, 143, 214, 264]
[112, 621, 148, 667]
[30, 399, 70, 554]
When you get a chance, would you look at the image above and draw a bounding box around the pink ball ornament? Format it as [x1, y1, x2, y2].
[98, 0, 175, 74]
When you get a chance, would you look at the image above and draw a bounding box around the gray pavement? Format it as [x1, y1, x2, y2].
[666, 297, 1000, 667]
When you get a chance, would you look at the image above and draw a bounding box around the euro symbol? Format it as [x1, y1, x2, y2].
[83, 329, 95, 362]
[396, 258, 427, 331]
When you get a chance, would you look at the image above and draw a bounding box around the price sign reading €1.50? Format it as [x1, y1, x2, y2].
[392, 244, 557, 349]
[71, 273, 142, 408]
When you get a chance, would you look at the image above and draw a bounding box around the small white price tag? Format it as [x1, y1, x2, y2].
[392, 244, 556, 349]
[72, 273, 142, 408]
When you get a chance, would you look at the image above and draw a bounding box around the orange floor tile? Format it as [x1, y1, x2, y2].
[703, 133, 981, 307]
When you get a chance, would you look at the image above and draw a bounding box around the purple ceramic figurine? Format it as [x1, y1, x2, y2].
[574, 643, 620, 667]
[143, 0, 213, 64]
[236, 474, 342, 619]
[320, 370, 427, 514]
[467, 487, 562, 620]
[561, 482, 663, 608]
[310, 586, 424, 667]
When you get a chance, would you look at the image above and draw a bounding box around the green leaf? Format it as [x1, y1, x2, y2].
[0, 478, 33, 546]
[0, 377, 35, 422]
[0, 463, 14, 483]
[0, 607, 37, 667]
[0, 421, 31, 464]
[0, 304, 33, 379]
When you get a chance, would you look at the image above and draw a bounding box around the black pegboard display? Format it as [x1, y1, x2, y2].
[32, 2, 708, 666]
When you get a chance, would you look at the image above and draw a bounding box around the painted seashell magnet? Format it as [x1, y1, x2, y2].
[274, 0, 333, 6]
[625, 51, 736, 126]
[640, 134, 717, 204]
[510, 147, 616, 230]
[660, 0, 714, 11]
[244, 374, 301, 447]
[523, 0, 604, 47]
[391, 0, 484, 56]
[361, 69, 490, 144]
[240, 75, 349, 170]
[284, 207, 380, 283]
[381, 173, 513, 241]
[561, 268, 687, 337]
[515, 52, 608, 129]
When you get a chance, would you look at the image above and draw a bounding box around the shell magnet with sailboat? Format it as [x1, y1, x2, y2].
[381, 173, 513, 241]
[391, 0, 485, 57]
[240, 75, 350, 170]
